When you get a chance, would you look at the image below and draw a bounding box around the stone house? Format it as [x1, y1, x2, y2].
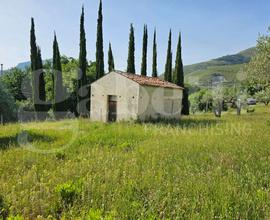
[90, 71, 184, 122]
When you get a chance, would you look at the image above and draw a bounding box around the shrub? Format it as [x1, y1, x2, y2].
[0, 82, 18, 123]
[55, 181, 81, 207]
[55, 152, 66, 160]
[84, 209, 115, 220]
[7, 215, 24, 220]
[247, 106, 255, 113]
[118, 142, 134, 152]
[0, 194, 9, 219]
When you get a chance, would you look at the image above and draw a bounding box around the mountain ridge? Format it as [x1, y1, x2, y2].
[184, 47, 256, 85]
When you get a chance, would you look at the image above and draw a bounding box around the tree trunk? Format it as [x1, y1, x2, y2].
[237, 105, 241, 116]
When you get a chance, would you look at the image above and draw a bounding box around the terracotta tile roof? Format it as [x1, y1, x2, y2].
[115, 71, 184, 90]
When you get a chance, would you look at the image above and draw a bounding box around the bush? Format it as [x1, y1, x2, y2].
[7, 215, 24, 220]
[0, 82, 18, 123]
[118, 142, 134, 152]
[55, 181, 81, 207]
[255, 88, 270, 106]
[83, 209, 115, 220]
[55, 152, 66, 160]
[0, 194, 9, 219]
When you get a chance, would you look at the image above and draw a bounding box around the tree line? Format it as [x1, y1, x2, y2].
[28, 0, 190, 120]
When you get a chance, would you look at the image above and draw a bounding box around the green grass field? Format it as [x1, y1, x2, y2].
[0, 106, 270, 219]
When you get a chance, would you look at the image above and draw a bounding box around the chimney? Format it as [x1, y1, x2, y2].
[0, 64, 3, 76]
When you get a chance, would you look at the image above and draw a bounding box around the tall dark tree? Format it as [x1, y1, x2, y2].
[108, 42, 115, 72]
[164, 30, 172, 82]
[169, 51, 173, 81]
[96, 0, 104, 79]
[127, 24, 135, 73]
[152, 29, 158, 77]
[174, 33, 184, 86]
[30, 18, 46, 119]
[174, 32, 189, 115]
[141, 25, 148, 76]
[77, 6, 87, 116]
[30, 18, 38, 72]
[53, 33, 65, 118]
[36, 47, 46, 106]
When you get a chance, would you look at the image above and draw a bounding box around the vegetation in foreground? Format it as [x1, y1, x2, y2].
[0, 105, 269, 219]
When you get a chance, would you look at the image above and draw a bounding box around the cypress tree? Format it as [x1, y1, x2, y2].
[30, 18, 38, 72]
[96, 0, 104, 79]
[36, 46, 46, 106]
[174, 32, 189, 115]
[164, 30, 172, 82]
[78, 6, 87, 116]
[182, 88, 190, 115]
[141, 25, 148, 76]
[30, 18, 46, 119]
[30, 18, 38, 116]
[53, 33, 65, 118]
[152, 29, 158, 77]
[108, 42, 115, 72]
[127, 24, 135, 74]
[174, 33, 184, 87]
[169, 51, 173, 82]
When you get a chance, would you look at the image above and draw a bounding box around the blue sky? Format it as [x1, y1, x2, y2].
[0, 0, 269, 74]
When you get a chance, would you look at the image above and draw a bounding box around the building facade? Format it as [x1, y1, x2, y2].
[90, 71, 184, 122]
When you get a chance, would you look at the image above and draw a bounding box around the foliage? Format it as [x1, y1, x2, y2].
[61, 57, 95, 115]
[0, 82, 18, 122]
[108, 42, 115, 72]
[30, 18, 47, 119]
[84, 209, 115, 220]
[152, 29, 158, 77]
[127, 24, 135, 74]
[189, 89, 213, 113]
[78, 6, 88, 116]
[173, 33, 184, 87]
[164, 30, 172, 82]
[7, 215, 24, 220]
[0, 194, 9, 219]
[36, 47, 46, 108]
[53, 34, 66, 118]
[96, 0, 105, 79]
[30, 18, 38, 73]
[0, 68, 31, 101]
[182, 88, 190, 115]
[246, 28, 270, 88]
[173, 33, 189, 115]
[55, 181, 82, 207]
[141, 25, 148, 76]
[255, 88, 270, 106]
[1, 107, 270, 218]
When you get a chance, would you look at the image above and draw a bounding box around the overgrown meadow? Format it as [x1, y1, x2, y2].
[0, 106, 270, 219]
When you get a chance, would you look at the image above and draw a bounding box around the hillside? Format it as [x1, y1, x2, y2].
[16, 61, 31, 70]
[185, 47, 256, 86]
[16, 59, 52, 70]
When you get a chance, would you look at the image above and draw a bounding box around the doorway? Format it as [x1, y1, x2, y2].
[108, 95, 117, 122]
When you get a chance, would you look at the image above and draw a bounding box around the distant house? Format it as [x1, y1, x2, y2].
[90, 71, 184, 122]
[211, 73, 226, 86]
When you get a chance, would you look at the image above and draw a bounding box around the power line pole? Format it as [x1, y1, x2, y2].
[0, 64, 3, 76]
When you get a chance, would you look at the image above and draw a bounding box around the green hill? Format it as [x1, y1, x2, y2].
[185, 47, 256, 86]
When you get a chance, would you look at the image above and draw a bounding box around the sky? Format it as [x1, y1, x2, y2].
[0, 0, 270, 74]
